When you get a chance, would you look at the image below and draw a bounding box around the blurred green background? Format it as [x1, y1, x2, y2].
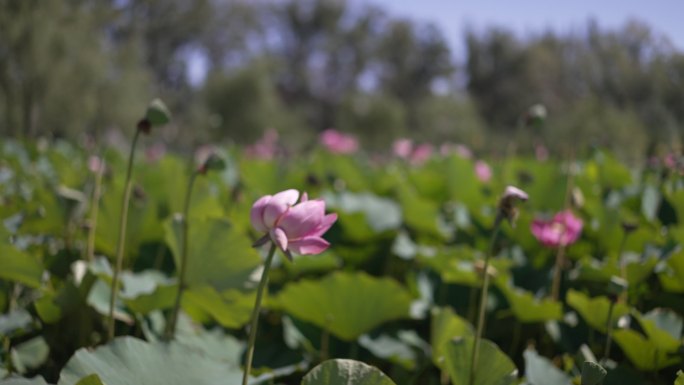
[1, 0, 683, 160]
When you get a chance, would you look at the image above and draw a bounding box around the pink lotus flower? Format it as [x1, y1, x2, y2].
[393, 139, 413, 159]
[250, 189, 337, 259]
[410, 143, 433, 165]
[145, 142, 166, 162]
[245, 129, 279, 160]
[531, 210, 583, 248]
[454, 144, 473, 159]
[474, 160, 492, 182]
[88, 156, 104, 173]
[535, 144, 549, 162]
[319, 129, 359, 154]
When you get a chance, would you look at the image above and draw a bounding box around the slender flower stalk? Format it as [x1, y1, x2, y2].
[166, 170, 200, 339]
[618, 222, 637, 303]
[106, 99, 170, 341]
[469, 219, 502, 385]
[107, 128, 141, 340]
[550, 245, 566, 301]
[603, 276, 627, 365]
[470, 186, 528, 385]
[242, 243, 277, 385]
[603, 300, 615, 363]
[86, 157, 105, 262]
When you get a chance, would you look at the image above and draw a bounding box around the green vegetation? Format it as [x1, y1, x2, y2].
[0, 136, 682, 384]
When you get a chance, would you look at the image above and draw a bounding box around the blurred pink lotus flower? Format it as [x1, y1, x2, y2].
[535, 144, 549, 161]
[250, 189, 337, 259]
[474, 160, 492, 182]
[663, 153, 678, 169]
[531, 210, 583, 248]
[410, 143, 433, 165]
[454, 144, 473, 159]
[319, 129, 359, 154]
[245, 129, 279, 160]
[88, 156, 104, 174]
[145, 142, 166, 162]
[393, 138, 413, 159]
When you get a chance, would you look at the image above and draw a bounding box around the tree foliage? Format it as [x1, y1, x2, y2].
[1, 0, 683, 157]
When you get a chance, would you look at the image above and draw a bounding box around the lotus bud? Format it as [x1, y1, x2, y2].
[497, 186, 529, 226]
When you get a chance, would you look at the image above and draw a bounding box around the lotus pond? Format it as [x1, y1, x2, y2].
[0, 116, 683, 385]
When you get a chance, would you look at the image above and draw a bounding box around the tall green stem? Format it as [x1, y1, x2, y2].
[469, 221, 502, 385]
[242, 243, 277, 385]
[603, 300, 615, 364]
[86, 158, 105, 262]
[166, 171, 199, 339]
[617, 230, 630, 303]
[550, 245, 566, 301]
[107, 129, 141, 341]
[550, 148, 575, 301]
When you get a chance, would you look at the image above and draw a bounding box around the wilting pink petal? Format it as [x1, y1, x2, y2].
[393, 139, 413, 159]
[531, 210, 583, 248]
[474, 160, 492, 182]
[320, 129, 359, 154]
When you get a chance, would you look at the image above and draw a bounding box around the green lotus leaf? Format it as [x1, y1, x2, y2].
[58, 337, 245, 385]
[523, 348, 572, 385]
[431, 307, 473, 368]
[580, 361, 606, 385]
[443, 336, 517, 385]
[301, 359, 396, 385]
[613, 310, 682, 371]
[182, 286, 255, 329]
[164, 216, 262, 291]
[273, 272, 412, 341]
[74, 375, 104, 385]
[566, 289, 629, 333]
[496, 281, 562, 323]
[659, 249, 684, 293]
[0, 243, 43, 288]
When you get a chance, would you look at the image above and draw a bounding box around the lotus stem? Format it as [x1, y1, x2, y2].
[550, 245, 566, 301]
[617, 230, 630, 303]
[86, 158, 105, 262]
[107, 128, 141, 341]
[469, 219, 502, 385]
[242, 243, 277, 385]
[603, 300, 615, 364]
[166, 170, 199, 339]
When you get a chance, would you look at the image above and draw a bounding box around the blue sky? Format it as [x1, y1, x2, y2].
[357, 0, 684, 56]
